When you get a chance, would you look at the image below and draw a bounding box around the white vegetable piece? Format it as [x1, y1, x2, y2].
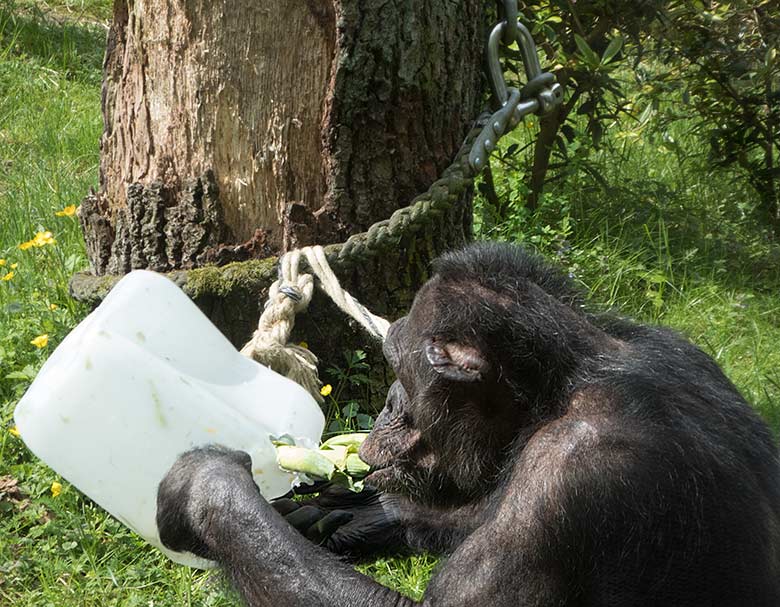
[14, 270, 324, 568]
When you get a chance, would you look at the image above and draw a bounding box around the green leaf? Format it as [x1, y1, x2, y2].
[319, 445, 349, 469]
[342, 402, 359, 418]
[320, 433, 368, 451]
[574, 34, 600, 67]
[601, 36, 623, 64]
[345, 453, 370, 476]
[5, 371, 31, 380]
[573, 33, 589, 55]
[638, 104, 654, 126]
[269, 433, 296, 447]
[356, 413, 374, 430]
[276, 445, 336, 479]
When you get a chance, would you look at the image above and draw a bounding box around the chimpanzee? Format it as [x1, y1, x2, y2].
[157, 242, 780, 606]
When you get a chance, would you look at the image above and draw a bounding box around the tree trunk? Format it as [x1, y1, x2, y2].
[75, 0, 488, 405]
[80, 0, 486, 274]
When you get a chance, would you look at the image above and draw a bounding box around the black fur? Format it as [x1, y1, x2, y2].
[157, 242, 780, 606]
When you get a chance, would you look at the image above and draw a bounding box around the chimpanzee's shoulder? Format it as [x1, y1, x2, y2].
[515, 413, 640, 478]
[500, 414, 667, 530]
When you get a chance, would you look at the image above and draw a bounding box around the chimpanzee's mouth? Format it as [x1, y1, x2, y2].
[365, 464, 393, 484]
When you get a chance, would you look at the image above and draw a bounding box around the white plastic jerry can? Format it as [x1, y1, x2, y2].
[14, 270, 325, 567]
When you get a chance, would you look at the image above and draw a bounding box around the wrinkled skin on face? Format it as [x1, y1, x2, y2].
[156, 242, 780, 607]
[360, 280, 527, 506]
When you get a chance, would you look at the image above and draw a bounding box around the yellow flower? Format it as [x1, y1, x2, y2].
[49, 303, 58, 311]
[19, 230, 56, 250]
[9, 425, 20, 438]
[320, 384, 333, 397]
[31, 334, 49, 348]
[0, 259, 5, 266]
[10, 262, 17, 269]
[1, 271, 13, 281]
[33, 231, 56, 246]
[55, 204, 77, 217]
[51, 481, 62, 498]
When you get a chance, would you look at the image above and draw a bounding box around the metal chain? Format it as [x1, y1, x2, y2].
[313, 7, 563, 270]
[470, 2, 564, 172]
[499, 0, 520, 46]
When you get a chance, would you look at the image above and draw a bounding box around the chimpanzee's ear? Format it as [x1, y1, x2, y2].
[424, 338, 490, 382]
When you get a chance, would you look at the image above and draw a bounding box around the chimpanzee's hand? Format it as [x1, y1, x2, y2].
[272, 484, 404, 558]
[156, 445, 261, 560]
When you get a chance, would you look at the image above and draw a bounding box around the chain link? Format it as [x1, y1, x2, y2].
[499, 0, 519, 46]
[470, 4, 563, 172]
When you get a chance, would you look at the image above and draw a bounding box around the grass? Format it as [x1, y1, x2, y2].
[1, 1, 779, 605]
[0, 3, 240, 605]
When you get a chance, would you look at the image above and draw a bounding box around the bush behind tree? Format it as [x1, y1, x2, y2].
[649, 0, 779, 231]
[493, 1, 778, 236]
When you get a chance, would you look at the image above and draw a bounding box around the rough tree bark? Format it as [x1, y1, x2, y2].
[74, 0, 488, 402]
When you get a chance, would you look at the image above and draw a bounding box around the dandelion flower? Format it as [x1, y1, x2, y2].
[1, 271, 13, 281]
[51, 481, 62, 498]
[31, 334, 49, 348]
[33, 231, 56, 247]
[0, 259, 5, 266]
[55, 205, 77, 217]
[320, 384, 333, 397]
[19, 231, 56, 250]
[10, 262, 17, 269]
[9, 426, 20, 438]
[49, 303, 58, 311]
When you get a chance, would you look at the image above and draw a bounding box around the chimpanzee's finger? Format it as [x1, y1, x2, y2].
[316, 484, 379, 509]
[271, 497, 301, 516]
[290, 480, 331, 496]
[305, 510, 354, 544]
[285, 505, 325, 531]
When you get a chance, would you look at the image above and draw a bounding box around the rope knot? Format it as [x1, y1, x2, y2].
[278, 285, 303, 303]
[240, 245, 390, 404]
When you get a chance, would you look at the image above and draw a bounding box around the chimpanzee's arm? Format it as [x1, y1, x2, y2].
[213, 492, 415, 607]
[157, 445, 585, 607]
[400, 497, 491, 553]
[157, 446, 417, 606]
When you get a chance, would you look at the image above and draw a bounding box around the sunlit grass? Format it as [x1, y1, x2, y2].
[2, 0, 779, 605]
[0, 2, 239, 605]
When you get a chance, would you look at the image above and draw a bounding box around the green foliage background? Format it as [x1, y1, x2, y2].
[1, 1, 779, 605]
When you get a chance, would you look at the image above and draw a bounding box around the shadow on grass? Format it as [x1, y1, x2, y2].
[565, 175, 780, 295]
[0, 0, 106, 84]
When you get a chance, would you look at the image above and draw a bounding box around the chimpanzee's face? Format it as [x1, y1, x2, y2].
[359, 279, 523, 506]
